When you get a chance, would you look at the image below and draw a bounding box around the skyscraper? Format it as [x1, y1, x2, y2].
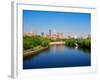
[41, 32, 44, 36]
[49, 29, 51, 36]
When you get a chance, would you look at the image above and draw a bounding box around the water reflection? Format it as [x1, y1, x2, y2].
[24, 45, 90, 60]
[51, 44, 65, 53]
[78, 47, 91, 53]
[23, 44, 91, 69]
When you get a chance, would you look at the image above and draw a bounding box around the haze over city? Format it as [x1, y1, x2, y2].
[23, 10, 91, 38]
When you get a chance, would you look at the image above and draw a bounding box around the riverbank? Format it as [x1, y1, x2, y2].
[23, 41, 65, 57]
[23, 38, 90, 58]
[23, 46, 49, 57]
[65, 38, 91, 49]
[50, 41, 65, 45]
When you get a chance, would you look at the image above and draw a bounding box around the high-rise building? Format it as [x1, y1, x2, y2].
[49, 29, 51, 36]
[41, 32, 44, 36]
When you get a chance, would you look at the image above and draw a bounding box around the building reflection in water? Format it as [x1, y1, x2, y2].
[51, 44, 65, 53]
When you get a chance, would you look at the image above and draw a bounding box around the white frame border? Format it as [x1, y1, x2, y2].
[11, 1, 97, 78]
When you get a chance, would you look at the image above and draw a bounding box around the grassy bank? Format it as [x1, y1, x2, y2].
[23, 36, 51, 57]
[23, 45, 49, 57]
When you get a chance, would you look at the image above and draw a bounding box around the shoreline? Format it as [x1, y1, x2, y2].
[23, 41, 65, 58]
[50, 41, 65, 45]
[23, 41, 90, 58]
[23, 46, 49, 57]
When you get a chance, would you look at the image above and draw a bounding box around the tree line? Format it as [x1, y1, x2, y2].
[23, 35, 91, 51]
[23, 36, 50, 50]
[65, 38, 91, 49]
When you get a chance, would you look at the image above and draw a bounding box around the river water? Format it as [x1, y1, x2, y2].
[23, 44, 91, 69]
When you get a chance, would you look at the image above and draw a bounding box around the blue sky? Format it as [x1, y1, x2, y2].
[23, 10, 91, 37]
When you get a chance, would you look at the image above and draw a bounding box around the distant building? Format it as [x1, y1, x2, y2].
[50, 31, 64, 39]
[73, 35, 77, 39]
[41, 32, 44, 36]
[59, 33, 64, 39]
[51, 33, 57, 40]
[66, 35, 78, 39]
[49, 29, 52, 36]
[87, 34, 91, 39]
[23, 32, 35, 36]
[57, 32, 64, 39]
[67, 35, 71, 39]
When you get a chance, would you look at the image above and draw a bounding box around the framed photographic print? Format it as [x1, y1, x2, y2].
[11, 1, 97, 78]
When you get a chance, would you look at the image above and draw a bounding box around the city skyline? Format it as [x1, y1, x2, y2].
[23, 10, 91, 37]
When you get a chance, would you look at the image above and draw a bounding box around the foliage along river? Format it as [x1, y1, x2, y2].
[23, 44, 91, 69]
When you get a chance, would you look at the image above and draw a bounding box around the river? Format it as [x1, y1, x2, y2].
[23, 44, 91, 69]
